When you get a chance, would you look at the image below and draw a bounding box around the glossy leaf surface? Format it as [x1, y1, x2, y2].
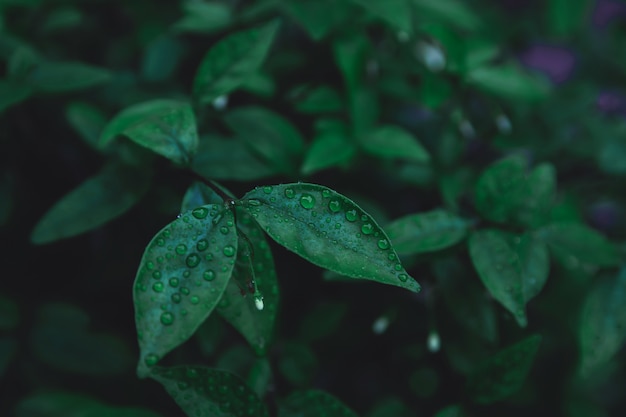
[242, 183, 420, 292]
[133, 204, 238, 376]
[278, 389, 359, 417]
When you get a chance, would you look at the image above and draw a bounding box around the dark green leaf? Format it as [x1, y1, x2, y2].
[536, 222, 620, 267]
[385, 209, 468, 256]
[359, 125, 430, 162]
[333, 33, 369, 97]
[516, 163, 556, 228]
[467, 334, 542, 403]
[150, 365, 269, 417]
[546, 0, 593, 37]
[350, 0, 412, 32]
[278, 389, 359, 417]
[517, 234, 550, 302]
[350, 87, 379, 138]
[294, 85, 343, 114]
[31, 163, 149, 244]
[182, 182, 224, 210]
[278, 341, 318, 387]
[133, 204, 238, 376]
[578, 267, 626, 376]
[298, 301, 348, 342]
[242, 183, 420, 292]
[301, 123, 356, 175]
[41, 7, 83, 33]
[433, 405, 465, 417]
[282, 0, 351, 41]
[140, 36, 184, 83]
[65, 101, 108, 150]
[411, 0, 480, 31]
[367, 397, 413, 417]
[173, 1, 232, 34]
[466, 62, 551, 102]
[241, 71, 276, 97]
[247, 357, 273, 398]
[27, 61, 111, 93]
[0, 337, 17, 378]
[193, 20, 280, 104]
[0, 79, 32, 113]
[100, 99, 199, 165]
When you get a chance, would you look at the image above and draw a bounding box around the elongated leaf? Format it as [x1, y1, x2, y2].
[282, 0, 351, 41]
[467, 334, 542, 403]
[100, 99, 199, 165]
[537, 222, 620, 267]
[385, 209, 467, 255]
[0, 79, 32, 112]
[333, 33, 369, 97]
[223, 106, 305, 174]
[133, 205, 238, 376]
[65, 101, 108, 150]
[301, 125, 356, 175]
[350, 0, 412, 32]
[242, 183, 420, 292]
[468, 230, 550, 327]
[173, 1, 232, 34]
[278, 389, 359, 417]
[150, 365, 269, 417]
[294, 85, 343, 114]
[193, 20, 280, 104]
[31, 163, 149, 244]
[466, 62, 550, 102]
[516, 163, 556, 228]
[578, 267, 626, 376]
[27, 61, 111, 92]
[359, 125, 430, 162]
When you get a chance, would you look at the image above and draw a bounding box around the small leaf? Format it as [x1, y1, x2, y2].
[536, 222, 620, 267]
[27, 61, 111, 92]
[578, 267, 626, 376]
[294, 85, 343, 114]
[282, 0, 351, 41]
[173, 1, 232, 34]
[359, 125, 430, 162]
[150, 365, 269, 417]
[516, 163, 556, 228]
[517, 234, 550, 302]
[467, 334, 542, 403]
[278, 389, 359, 417]
[242, 183, 420, 292]
[350, 0, 412, 32]
[133, 205, 238, 376]
[385, 209, 468, 256]
[278, 341, 318, 387]
[301, 123, 356, 175]
[100, 99, 199, 165]
[65, 101, 108, 150]
[433, 405, 465, 417]
[193, 20, 280, 104]
[31, 162, 149, 244]
[466, 62, 551, 102]
[298, 301, 348, 342]
[0, 79, 32, 113]
[411, 0, 480, 31]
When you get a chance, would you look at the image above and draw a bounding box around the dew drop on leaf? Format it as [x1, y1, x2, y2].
[144, 353, 159, 367]
[147, 261, 155, 270]
[361, 223, 374, 235]
[328, 199, 341, 213]
[284, 188, 295, 198]
[186, 253, 200, 267]
[192, 207, 209, 219]
[160, 312, 174, 325]
[322, 189, 332, 198]
[263, 186, 273, 194]
[180, 287, 190, 295]
[398, 273, 408, 282]
[156, 238, 165, 247]
[196, 239, 209, 251]
[220, 226, 229, 235]
[152, 271, 162, 279]
[300, 193, 315, 209]
[169, 277, 179, 287]
[203, 270, 215, 281]
[152, 282, 164, 292]
[175, 244, 188, 255]
[171, 293, 182, 303]
[223, 245, 236, 257]
[190, 296, 200, 304]
[345, 209, 358, 222]
[377, 239, 390, 250]
[394, 264, 402, 271]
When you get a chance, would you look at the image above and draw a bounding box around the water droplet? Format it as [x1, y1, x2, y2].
[171, 293, 182, 303]
[156, 238, 165, 247]
[205, 253, 213, 261]
[192, 207, 209, 219]
[220, 226, 229, 235]
[186, 368, 199, 378]
[190, 296, 199, 304]
[345, 209, 358, 222]
[361, 223, 374, 235]
[361, 215, 368, 221]
[186, 253, 200, 268]
[300, 193, 315, 209]
[427, 331, 441, 352]
[223, 245, 235, 257]
[203, 270, 215, 281]
[394, 263, 402, 271]
[175, 244, 187, 255]
[152, 282, 164, 292]
[398, 273, 408, 282]
[169, 277, 179, 287]
[160, 312, 174, 325]
[254, 295, 264, 311]
[263, 186, 273, 194]
[284, 188, 295, 198]
[180, 287, 190, 295]
[322, 189, 331, 198]
[335, 223, 342, 229]
[377, 239, 390, 250]
[146, 261, 155, 270]
[177, 381, 189, 390]
[197, 239, 209, 251]
[157, 256, 164, 263]
[152, 271, 162, 280]
[247, 199, 261, 206]
[144, 353, 159, 366]
[163, 230, 171, 237]
[328, 199, 341, 213]
[388, 253, 396, 261]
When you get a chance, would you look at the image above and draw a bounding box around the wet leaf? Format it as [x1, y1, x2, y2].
[350, 0, 412, 32]
[150, 365, 269, 417]
[133, 204, 238, 377]
[27, 61, 111, 92]
[385, 209, 468, 256]
[100, 99, 198, 165]
[578, 267, 626, 376]
[31, 162, 150, 244]
[359, 125, 430, 163]
[193, 20, 280, 104]
[278, 389, 359, 417]
[242, 183, 420, 292]
[182, 182, 225, 210]
[467, 334, 542, 403]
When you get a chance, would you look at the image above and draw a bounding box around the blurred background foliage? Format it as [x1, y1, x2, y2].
[2, 0, 626, 416]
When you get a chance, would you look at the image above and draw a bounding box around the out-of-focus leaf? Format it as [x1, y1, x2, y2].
[350, 0, 412, 32]
[294, 85, 343, 114]
[241, 72, 276, 97]
[333, 33, 369, 96]
[278, 341, 318, 387]
[350, 87, 379, 138]
[0, 79, 32, 113]
[546, 0, 594, 38]
[173, 1, 232, 34]
[247, 357, 273, 398]
[474, 155, 527, 223]
[359, 125, 430, 162]
[411, 0, 481, 31]
[27, 61, 111, 93]
[41, 7, 82, 33]
[298, 301, 348, 342]
[278, 389, 359, 417]
[65, 101, 108, 150]
[0, 293, 19, 331]
[367, 397, 413, 417]
[140, 35, 184, 82]
[433, 405, 465, 417]
[282, 0, 351, 41]
[466, 62, 551, 102]
[0, 337, 17, 378]
[301, 123, 356, 175]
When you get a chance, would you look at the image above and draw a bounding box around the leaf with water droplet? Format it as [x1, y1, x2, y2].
[278, 389, 359, 417]
[193, 20, 280, 104]
[182, 181, 225, 210]
[468, 230, 550, 327]
[466, 334, 542, 403]
[31, 162, 150, 244]
[359, 125, 430, 163]
[385, 209, 468, 256]
[150, 365, 269, 417]
[100, 99, 198, 165]
[242, 183, 419, 292]
[133, 204, 237, 377]
[578, 266, 626, 376]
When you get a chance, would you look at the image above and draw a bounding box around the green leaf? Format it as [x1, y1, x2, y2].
[282, 0, 351, 41]
[536, 222, 620, 267]
[301, 123, 356, 175]
[223, 106, 305, 175]
[182, 182, 225, 210]
[150, 365, 269, 417]
[350, 87, 379, 138]
[100, 99, 199, 165]
[278, 389, 359, 417]
[293, 85, 343, 114]
[578, 267, 626, 376]
[466, 62, 551, 102]
[516, 163, 556, 228]
[65, 101, 108, 150]
[359, 125, 430, 163]
[133, 204, 238, 376]
[0, 79, 32, 113]
[192, 134, 277, 181]
[411, 0, 481, 31]
[0, 337, 17, 379]
[468, 230, 550, 327]
[385, 209, 468, 256]
[31, 162, 149, 244]
[247, 357, 273, 398]
[172, 1, 232, 34]
[298, 301, 348, 342]
[27, 61, 111, 93]
[333, 33, 369, 97]
[433, 405, 465, 417]
[467, 334, 542, 403]
[242, 183, 420, 292]
[367, 397, 413, 417]
[193, 20, 280, 104]
[546, 0, 593, 38]
[350, 0, 412, 32]
[140, 36, 184, 83]
[278, 341, 318, 387]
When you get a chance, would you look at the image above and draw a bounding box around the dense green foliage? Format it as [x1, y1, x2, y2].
[2, 0, 626, 416]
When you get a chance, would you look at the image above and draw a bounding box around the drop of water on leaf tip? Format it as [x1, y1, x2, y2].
[171, 293, 182, 303]
[361, 223, 374, 235]
[160, 312, 174, 325]
[398, 273, 408, 282]
[197, 239, 208, 251]
[328, 200, 341, 213]
[192, 207, 209, 219]
[223, 245, 235, 257]
[203, 270, 215, 281]
[300, 194, 315, 209]
[284, 188, 295, 198]
[263, 186, 273, 194]
[152, 271, 162, 279]
[220, 226, 229, 234]
[345, 209, 358, 222]
[186, 253, 200, 267]
[152, 282, 164, 292]
[144, 354, 159, 367]
[378, 239, 390, 250]
[175, 244, 187, 255]
[169, 277, 179, 287]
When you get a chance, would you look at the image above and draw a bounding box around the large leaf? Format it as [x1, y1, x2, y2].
[100, 99, 199, 165]
[278, 389, 359, 417]
[193, 20, 280, 104]
[31, 162, 149, 244]
[468, 230, 550, 327]
[385, 209, 468, 256]
[359, 125, 430, 163]
[466, 334, 542, 403]
[578, 267, 626, 376]
[133, 204, 238, 377]
[27, 61, 111, 93]
[150, 365, 269, 417]
[242, 183, 420, 292]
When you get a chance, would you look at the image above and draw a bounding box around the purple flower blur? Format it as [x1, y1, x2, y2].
[519, 44, 576, 84]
